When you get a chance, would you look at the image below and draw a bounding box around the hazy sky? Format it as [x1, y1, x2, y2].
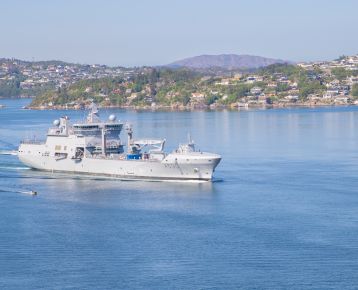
[1, 0, 357, 66]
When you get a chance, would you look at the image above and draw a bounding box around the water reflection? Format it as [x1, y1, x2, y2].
[10, 168, 218, 211]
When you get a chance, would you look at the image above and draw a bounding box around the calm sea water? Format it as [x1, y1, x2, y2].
[1, 98, 358, 289]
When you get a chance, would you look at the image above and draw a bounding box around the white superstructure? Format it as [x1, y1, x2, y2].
[18, 104, 221, 181]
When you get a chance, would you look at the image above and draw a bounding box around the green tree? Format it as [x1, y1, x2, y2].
[276, 83, 289, 92]
[331, 68, 351, 81]
[335, 55, 346, 61]
[352, 84, 358, 97]
[205, 95, 219, 105]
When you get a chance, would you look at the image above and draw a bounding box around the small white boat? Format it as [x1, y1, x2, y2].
[0, 150, 18, 156]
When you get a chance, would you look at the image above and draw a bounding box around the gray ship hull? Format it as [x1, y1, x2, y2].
[18, 143, 221, 181]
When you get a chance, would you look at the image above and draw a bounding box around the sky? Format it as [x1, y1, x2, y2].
[1, 0, 357, 67]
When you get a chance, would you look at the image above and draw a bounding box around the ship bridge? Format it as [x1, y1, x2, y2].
[73, 103, 123, 138]
[72, 122, 123, 137]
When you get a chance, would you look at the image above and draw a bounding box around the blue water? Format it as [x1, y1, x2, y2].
[1, 99, 358, 289]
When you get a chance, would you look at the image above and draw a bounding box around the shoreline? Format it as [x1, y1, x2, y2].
[26, 102, 358, 111]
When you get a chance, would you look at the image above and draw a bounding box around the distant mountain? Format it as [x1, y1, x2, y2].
[167, 54, 290, 69]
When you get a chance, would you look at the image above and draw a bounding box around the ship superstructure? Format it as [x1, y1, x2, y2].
[18, 104, 221, 181]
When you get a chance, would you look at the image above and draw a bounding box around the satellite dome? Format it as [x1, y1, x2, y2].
[53, 119, 60, 126]
[108, 114, 116, 121]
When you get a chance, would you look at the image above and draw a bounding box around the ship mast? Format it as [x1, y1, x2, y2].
[101, 126, 106, 156]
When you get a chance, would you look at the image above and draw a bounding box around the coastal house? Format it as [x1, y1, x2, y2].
[290, 82, 298, 89]
[347, 76, 358, 85]
[246, 75, 263, 84]
[327, 80, 340, 88]
[334, 96, 350, 104]
[340, 86, 350, 95]
[112, 88, 122, 94]
[325, 87, 339, 97]
[347, 55, 358, 64]
[308, 94, 322, 101]
[284, 95, 299, 102]
[323, 89, 339, 99]
[287, 89, 300, 95]
[191, 92, 205, 101]
[250, 87, 263, 95]
[144, 95, 153, 103]
[128, 93, 138, 102]
[297, 63, 314, 69]
[215, 79, 230, 86]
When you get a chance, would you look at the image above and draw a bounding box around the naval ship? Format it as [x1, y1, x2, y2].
[18, 104, 221, 181]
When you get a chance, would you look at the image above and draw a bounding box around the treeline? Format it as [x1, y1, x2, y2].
[31, 68, 201, 107]
[0, 72, 57, 98]
[0, 74, 25, 98]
